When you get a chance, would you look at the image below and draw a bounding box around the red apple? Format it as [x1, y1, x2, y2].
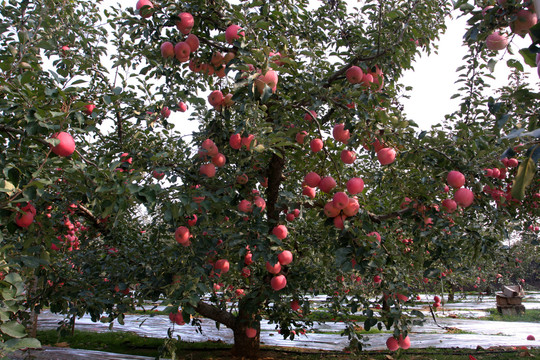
[278, 250, 293, 265]
[324, 201, 340, 217]
[242, 134, 255, 150]
[290, 300, 300, 311]
[367, 231, 381, 242]
[15, 203, 35, 228]
[318, 176, 336, 193]
[174, 41, 190, 62]
[333, 192, 349, 210]
[447, 170, 465, 189]
[343, 197, 359, 216]
[244, 252, 253, 265]
[272, 225, 288, 240]
[225, 24, 244, 44]
[346, 65, 363, 84]
[296, 131, 307, 144]
[386, 337, 399, 351]
[199, 163, 216, 178]
[246, 328, 257, 338]
[152, 170, 165, 180]
[178, 101, 188, 112]
[347, 177, 364, 194]
[340, 149, 356, 164]
[454, 188, 474, 207]
[253, 196, 266, 211]
[135, 0, 154, 18]
[185, 34, 199, 52]
[442, 199, 457, 213]
[398, 335, 411, 349]
[304, 172, 321, 187]
[304, 110, 317, 122]
[230, 133, 242, 149]
[333, 214, 346, 229]
[214, 259, 230, 274]
[211, 153, 226, 167]
[511, 9, 537, 36]
[332, 123, 350, 143]
[208, 90, 224, 108]
[236, 173, 248, 185]
[310, 138, 323, 152]
[238, 199, 252, 213]
[160, 42, 175, 58]
[83, 104, 95, 115]
[51, 132, 76, 157]
[161, 106, 171, 118]
[266, 261, 282, 274]
[176, 12, 194, 35]
[255, 70, 278, 93]
[302, 186, 316, 199]
[377, 148, 396, 165]
[486, 32, 508, 51]
[527, 335, 535, 341]
[271, 275, 287, 291]
[175, 226, 190, 244]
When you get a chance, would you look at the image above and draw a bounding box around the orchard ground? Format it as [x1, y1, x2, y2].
[14, 291, 539, 359]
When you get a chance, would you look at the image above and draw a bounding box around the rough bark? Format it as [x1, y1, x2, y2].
[231, 299, 260, 358]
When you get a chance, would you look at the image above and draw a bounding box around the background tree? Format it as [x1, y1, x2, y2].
[0, 0, 538, 358]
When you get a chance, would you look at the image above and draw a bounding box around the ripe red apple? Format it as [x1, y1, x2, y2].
[347, 177, 364, 194]
[367, 231, 381, 242]
[361, 73, 374, 87]
[177, 101, 188, 112]
[396, 293, 409, 302]
[255, 70, 278, 93]
[83, 104, 95, 115]
[184, 34, 199, 52]
[486, 32, 508, 51]
[152, 170, 165, 180]
[454, 188, 474, 207]
[242, 134, 255, 150]
[343, 197, 359, 216]
[244, 251, 253, 265]
[238, 199, 252, 213]
[377, 147, 396, 165]
[434, 295, 440, 303]
[511, 9, 537, 36]
[135, 0, 154, 18]
[296, 131, 307, 144]
[527, 334, 535, 340]
[318, 176, 336, 193]
[199, 163, 216, 177]
[160, 42, 175, 58]
[398, 335, 411, 349]
[225, 24, 244, 44]
[304, 172, 321, 187]
[333, 214, 346, 229]
[447, 170, 465, 189]
[161, 106, 171, 118]
[266, 261, 282, 274]
[310, 138, 323, 152]
[211, 153, 226, 167]
[229, 133, 242, 149]
[386, 337, 399, 351]
[246, 328, 257, 338]
[271, 275, 287, 291]
[332, 123, 350, 143]
[346, 65, 363, 84]
[278, 250, 293, 265]
[176, 12, 194, 35]
[290, 300, 300, 311]
[272, 225, 288, 240]
[208, 90, 224, 108]
[187, 214, 197, 227]
[214, 259, 230, 274]
[333, 192, 349, 210]
[174, 42, 190, 62]
[442, 199, 457, 213]
[507, 158, 519, 167]
[253, 196, 266, 211]
[286, 213, 295, 222]
[51, 132, 76, 157]
[210, 51, 224, 67]
[175, 226, 190, 244]
[373, 275, 382, 283]
[304, 110, 317, 122]
[15, 203, 36, 228]
[324, 201, 340, 217]
[340, 149, 356, 164]
[302, 186, 316, 199]
[236, 173, 248, 185]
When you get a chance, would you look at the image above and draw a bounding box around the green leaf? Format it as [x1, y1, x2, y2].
[1, 321, 26, 338]
[512, 156, 536, 200]
[519, 48, 537, 67]
[3, 337, 41, 351]
[506, 59, 523, 72]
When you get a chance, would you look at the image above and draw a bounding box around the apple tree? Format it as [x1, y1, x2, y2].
[1, 0, 539, 358]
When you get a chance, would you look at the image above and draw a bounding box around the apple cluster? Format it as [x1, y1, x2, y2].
[483, 1, 537, 51]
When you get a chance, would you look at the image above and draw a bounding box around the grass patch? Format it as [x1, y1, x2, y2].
[34, 330, 540, 359]
[480, 308, 540, 322]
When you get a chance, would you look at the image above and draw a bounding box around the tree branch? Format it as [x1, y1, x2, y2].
[195, 300, 236, 329]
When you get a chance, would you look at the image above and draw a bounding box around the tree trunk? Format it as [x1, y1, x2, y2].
[447, 283, 455, 302]
[231, 298, 260, 358]
[28, 276, 38, 338]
